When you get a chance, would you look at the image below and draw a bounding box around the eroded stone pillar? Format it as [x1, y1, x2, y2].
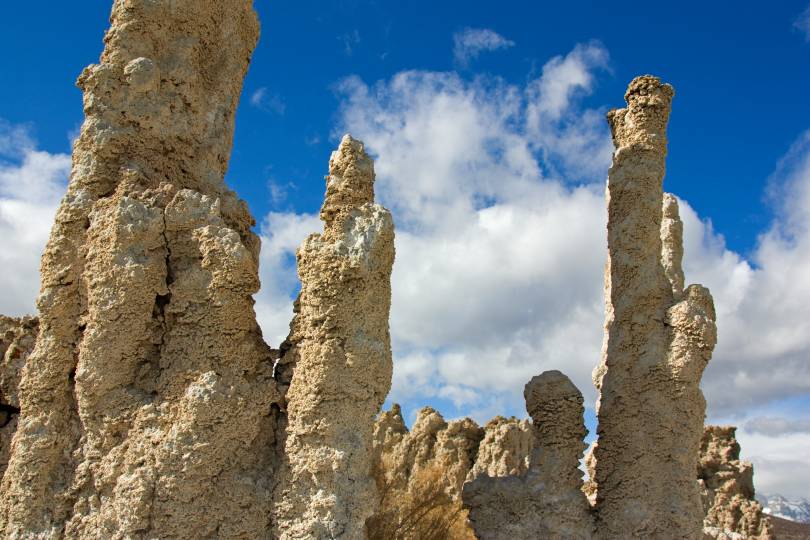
[273, 135, 395, 539]
[591, 75, 717, 538]
[0, 2, 282, 538]
[462, 371, 595, 539]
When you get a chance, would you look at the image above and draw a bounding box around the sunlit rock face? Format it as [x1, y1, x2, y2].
[273, 134, 395, 539]
[700, 426, 775, 540]
[0, 2, 288, 537]
[591, 75, 717, 539]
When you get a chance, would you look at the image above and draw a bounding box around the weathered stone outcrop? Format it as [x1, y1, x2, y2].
[591, 75, 718, 538]
[0, 1, 288, 538]
[369, 405, 486, 539]
[467, 416, 532, 480]
[372, 406, 484, 498]
[462, 371, 595, 539]
[0, 316, 38, 480]
[272, 135, 395, 539]
[700, 426, 774, 539]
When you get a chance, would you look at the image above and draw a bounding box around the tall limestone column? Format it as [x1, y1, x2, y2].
[592, 75, 717, 538]
[274, 135, 395, 539]
[0, 1, 283, 538]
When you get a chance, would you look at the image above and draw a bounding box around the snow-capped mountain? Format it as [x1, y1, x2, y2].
[757, 494, 810, 524]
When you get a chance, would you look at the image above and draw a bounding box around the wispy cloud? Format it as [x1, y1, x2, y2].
[453, 28, 515, 67]
[339, 30, 361, 56]
[795, 4, 810, 41]
[744, 416, 810, 436]
[250, 87, 286, 114]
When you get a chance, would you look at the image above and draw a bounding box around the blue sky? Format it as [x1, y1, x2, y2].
[3, 1, 810, 253]
[2, 1, 810, 498]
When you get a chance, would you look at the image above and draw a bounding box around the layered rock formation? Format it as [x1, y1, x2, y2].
[700, 426, 774, 539]
[462, 371, 595, 539]
[0, 316, 38, 480]
[591, 75, 718, 538]
[272, 135, 395, 539]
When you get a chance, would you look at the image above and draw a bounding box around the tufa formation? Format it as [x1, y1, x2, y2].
[272, 135, 395, 539]
[0, 2, 776, 538]
[462, 371, 595, 538]
[592, 75, 718, 538]
[459, 76, 719, 540]
[0, 2, 395, 538]
[0, 1, 282, 537]
[700, 426, 775, 539]
[0, 316, 38, 480]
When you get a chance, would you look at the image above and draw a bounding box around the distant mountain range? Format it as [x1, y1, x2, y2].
[758, 494, 810, 524]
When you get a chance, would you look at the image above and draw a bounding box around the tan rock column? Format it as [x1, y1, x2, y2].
[462, 371, 595, 539]
[592, 75, 716, 538]
[274, 135, 395, 539]
[0, 1, 283, 538]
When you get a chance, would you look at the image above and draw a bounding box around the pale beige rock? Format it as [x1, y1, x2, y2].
[0, 1, 287, 538]
[467, 416, 532, 481]
[368, 405, 483, 539]
[590, 75, 717, 539]
[462, 371, 595, 539]
[700, 426, 774, 540]
[372, 406, 484, 498]
[0, 316, 38, 481]
[273, 135, 395, 539]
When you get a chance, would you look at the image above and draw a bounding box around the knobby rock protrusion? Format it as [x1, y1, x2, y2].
[462, 371, 595, 539]
[700, 426, 774, 539]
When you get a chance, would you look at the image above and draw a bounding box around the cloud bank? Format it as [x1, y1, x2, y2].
[254, 42, 810, 438]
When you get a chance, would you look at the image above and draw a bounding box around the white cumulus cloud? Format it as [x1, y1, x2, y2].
[254, 40, 810, 470]
[0, 121, 70, 317]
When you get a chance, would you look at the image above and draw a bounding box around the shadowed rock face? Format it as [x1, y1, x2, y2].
[273, 135, 395, 539]
[700, 426, 774, 540]
[0, 316, 38, 480]
[462, 371, 595, 539]
[0, 1, 288, 538]
[592, 75, 717, 539]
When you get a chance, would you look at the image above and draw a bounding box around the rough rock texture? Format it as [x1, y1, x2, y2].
[368, 406, 483, 539]
[591, 75, 718, 539]
[372, 405, 484, 500]
[0, 316, 38, 480]
[272, 135, 395, 539]
[462, 371, 595, 539]
[0, 2, 289, 538]
[467, 416, 532, 481]
[700, 426, 775, 540]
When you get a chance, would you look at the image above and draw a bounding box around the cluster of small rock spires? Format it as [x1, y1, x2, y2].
[0, 1, 776, 539]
